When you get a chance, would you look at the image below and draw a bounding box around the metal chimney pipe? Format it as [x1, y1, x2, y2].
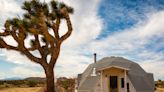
[94, 53, 96, 63]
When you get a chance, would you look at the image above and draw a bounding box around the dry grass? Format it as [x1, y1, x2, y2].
[0, 87, 44, 92]
[1, 87, 163, 92]
[156, 88, 164, 92]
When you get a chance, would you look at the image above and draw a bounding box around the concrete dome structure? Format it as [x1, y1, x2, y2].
[77, 57, 155, 92]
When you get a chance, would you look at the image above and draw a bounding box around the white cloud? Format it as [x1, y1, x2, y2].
[58, 0, 103, 47]
[0, 73, 6, 80]
[0, 0, 22, 14]
[87, 11, 164, 54]
[0, 53, 5, 57]
[0, 0, 23, 27]
[12, 66, 45, 78]
[1, 49, 41, 68]
[140, 60, 164, 80]
[138, 11, 164, 39]
[55, 50, 93, 77]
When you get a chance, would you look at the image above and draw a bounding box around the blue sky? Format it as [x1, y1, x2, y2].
[98, 0, 164, 38]
[0, 0, 164, 80]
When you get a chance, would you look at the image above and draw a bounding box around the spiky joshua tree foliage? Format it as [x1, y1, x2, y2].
[0, 0, 73, 92]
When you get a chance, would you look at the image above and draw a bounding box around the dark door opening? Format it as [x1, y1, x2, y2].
[109, 76, 118, 92]
[127, 83, 130, 92]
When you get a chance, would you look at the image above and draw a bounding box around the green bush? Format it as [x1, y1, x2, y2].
[27, 81, 37, 87]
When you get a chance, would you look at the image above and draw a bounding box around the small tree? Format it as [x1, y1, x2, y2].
[0, 0, 73, 92]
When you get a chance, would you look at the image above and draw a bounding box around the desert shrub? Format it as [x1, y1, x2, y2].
[12, 80, 24, 86]
[5, 85, 9, 87]
[56, 77, 75, 92]
[156, 80, 164, 88]
[61, 80, 69, 89]
[0, 81, 4, 85]
[28, 80, 38, 87]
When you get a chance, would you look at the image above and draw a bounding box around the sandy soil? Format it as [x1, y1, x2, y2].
[0, 87, 44, 92]
[156, 88, 164, 92]
[1, 87, 163, 92]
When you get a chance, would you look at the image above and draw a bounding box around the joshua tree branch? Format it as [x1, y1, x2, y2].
[38, 12, 58, 49]
[49, 47, 60, 68]
[60, 10, 72, 43]
[49, 9, 73, 66]
[21, 48, 42, 64]
[10, 30, 19, 42]
[27, 46, 38, 51]
[0, 38, 18, 50]
[52, 17, 60, 39]
[0, 31, 10, 36]
[29, 28, 41, 35]
[34, 35, 43, 53]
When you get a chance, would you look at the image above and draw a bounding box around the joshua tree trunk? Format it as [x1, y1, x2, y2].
[44, 67, 55, 92]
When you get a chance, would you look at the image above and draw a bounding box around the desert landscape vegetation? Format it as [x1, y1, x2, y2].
[0, 78, 164, 92]
[0, 77, 75, 92]
[155, 80, 164, 92]
[0, 87, 43, 92]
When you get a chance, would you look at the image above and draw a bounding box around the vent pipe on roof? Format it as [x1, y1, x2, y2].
[94, 53, 97, 63]
[91, 53, 97, 76]
[91, 68, 97, 76]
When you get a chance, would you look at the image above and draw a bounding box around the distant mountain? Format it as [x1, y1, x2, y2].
[0, 77, 46, 81]
[25, 77, 46, 82]
[2, 77, 24, 80]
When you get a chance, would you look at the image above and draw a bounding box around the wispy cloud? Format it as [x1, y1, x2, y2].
[140, 60, 164, 80]
[98, 0, 164, 38]
[0, 73, 5, 79]
[0, 0, 23, 27]
[1, 50, 41, 67]
[12, 66, 44, 78]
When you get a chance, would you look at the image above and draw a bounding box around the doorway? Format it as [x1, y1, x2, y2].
[109, 76, 118, 92]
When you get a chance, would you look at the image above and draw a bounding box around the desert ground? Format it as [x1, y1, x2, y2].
[156, 88, 164, 92]
[0, 87, 44, 92]
[0, 87, 66, 92]
[0, 87, 164, 92]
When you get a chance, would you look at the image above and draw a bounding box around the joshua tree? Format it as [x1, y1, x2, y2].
[0, 0, 73, 92]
